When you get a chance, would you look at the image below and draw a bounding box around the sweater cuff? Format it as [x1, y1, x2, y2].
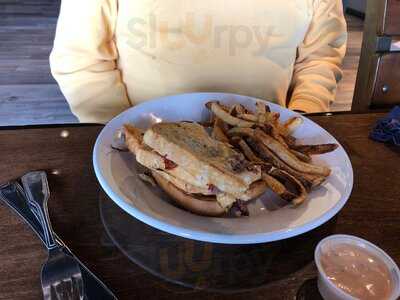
[288, 99, 328, 114]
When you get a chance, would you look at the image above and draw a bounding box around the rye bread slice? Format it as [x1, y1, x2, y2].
[143, 122, 260, 194]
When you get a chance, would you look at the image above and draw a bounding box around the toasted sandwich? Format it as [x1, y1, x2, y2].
[124, 122, 266, 216]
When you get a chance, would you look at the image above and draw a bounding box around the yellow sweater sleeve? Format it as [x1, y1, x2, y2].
[49, 0, 131, 123]
[288, 0, 347, 113]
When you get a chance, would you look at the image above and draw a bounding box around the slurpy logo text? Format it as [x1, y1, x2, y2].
[127, 13, 281, 56]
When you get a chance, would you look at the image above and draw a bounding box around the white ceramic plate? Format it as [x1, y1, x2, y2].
[93, 93, 353, 244]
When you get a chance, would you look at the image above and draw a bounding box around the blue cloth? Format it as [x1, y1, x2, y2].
[370, 106, 400, 146]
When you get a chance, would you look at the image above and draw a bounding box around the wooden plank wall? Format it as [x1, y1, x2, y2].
[0, 0, 77, 125]
[0, 1, 362, 125]
[334, 14, 364, 112]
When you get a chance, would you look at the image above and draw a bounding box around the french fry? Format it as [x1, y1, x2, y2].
[260, 111, 289, 138]
[230, 104, 247, 116]
[255, 128, 331, 177]
[290, 149, 312, 163]
[291, 144, 339, 155]
[246, 137, 326, 189]
[238, 180, 269, 201]
[237, 113, 258, 122]
[283, 117, 303, 134]
[237, 112, 280, 128]
[233, 110, 282, 128]
[260, 123, 289, 149]
[269, 169, 307, 205]
[216, 116, 230, 131]
[228, 127, 256, 138]
[257, 112, 292, 144]
[284, 135, 297, 147]
[262, 173, 296, 202]
[228, 128, 308, 203]
[258, 112, 280, 125]
[206, 101, 255, 127]
[230, 109, 291, 149]
[256, 101, 267, 114]
[230, 137, 264, 163]
[219, 102, 231, 111]
[212, 118, 230, 143]
[274, 121, 291, 137]
[270, 112, 281, 124]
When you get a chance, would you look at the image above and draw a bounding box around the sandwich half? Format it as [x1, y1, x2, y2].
[124, 122, 266, 216]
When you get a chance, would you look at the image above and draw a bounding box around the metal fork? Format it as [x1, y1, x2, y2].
[21, 171, 84, 300]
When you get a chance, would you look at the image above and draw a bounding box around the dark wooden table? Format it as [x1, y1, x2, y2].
[0, 113, 399, 300]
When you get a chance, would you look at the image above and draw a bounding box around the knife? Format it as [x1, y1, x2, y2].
[0, 180, 117, 300]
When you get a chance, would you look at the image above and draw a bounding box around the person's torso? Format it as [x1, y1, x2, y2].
[115, 0, 313, 106]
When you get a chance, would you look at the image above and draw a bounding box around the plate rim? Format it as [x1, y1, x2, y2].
[93, 92, 354, 244]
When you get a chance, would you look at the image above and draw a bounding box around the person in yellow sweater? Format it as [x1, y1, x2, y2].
[50, 0, 347, 123]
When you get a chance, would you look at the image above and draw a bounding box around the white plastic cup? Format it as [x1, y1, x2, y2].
[314, 234, 400, 300]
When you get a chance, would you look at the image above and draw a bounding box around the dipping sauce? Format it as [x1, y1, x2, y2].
[320, 243, 393, 300]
